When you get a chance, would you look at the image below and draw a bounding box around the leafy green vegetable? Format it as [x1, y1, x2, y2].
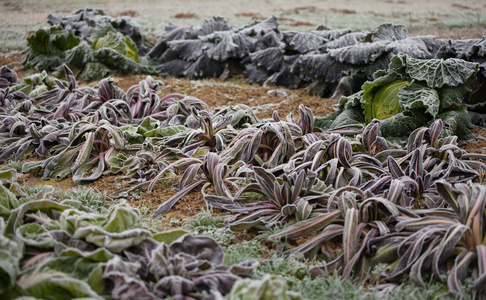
[228, 274, 302, 300]
[4, 45, 486, 298]
[363, 80, 407, 121]
[0, 218, 23, 295]
[23, 26, 80, 72]
[317, 54, 479, 140]
[22, 23, 157, 81]
[62, 40, 157, 81]
[10, 71, 66, 97]
[0, 169, 257, 299]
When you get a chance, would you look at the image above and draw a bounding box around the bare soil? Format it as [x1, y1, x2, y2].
[115, 74, 335, 120]
[0, 53, 25, 75]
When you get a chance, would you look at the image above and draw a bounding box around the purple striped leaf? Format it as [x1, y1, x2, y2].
[409, 236, 441, 287]
[387, 226, 446, 281]
[343, 208, 358, 266]
[284, 224, 345, 255]
[432, 223, 469, 279]
[343, 228, 378, 279]
[269, 210, 341, 240]
[447, 250, 476, 295]
[152, 179, 206, 218]
[473, 245, 486, 293]
[72, 153, 105, 184]
[427, 119, 443, 149]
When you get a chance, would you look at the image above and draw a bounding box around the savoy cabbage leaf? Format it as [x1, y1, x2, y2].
[367, 23, 409, 42]
[195, 16, 233, 36]
[48, 8, 151, 55]
[23, 26, 80, 72]
[204, 31, 256, 61]
[283, 31, 327, 53]
[391, 54, 479, 88]
[324, 31, 367, 49]
[385, 36, 439, 59]
[328, 40, 389, 65]
[249, 47, 285, 73]
[317, 54, 478, 139]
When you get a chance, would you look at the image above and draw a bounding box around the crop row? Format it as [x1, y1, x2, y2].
[1, 62, 486, 297]
[22, 9, 486, 132]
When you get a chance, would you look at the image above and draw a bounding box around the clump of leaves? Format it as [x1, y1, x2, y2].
[57, 187, 107, 213]
[224, 167, 319, 231]
[23, 26, 81, 72]
[0, 169, 257, 299]
[228, 274, 302, 300]
[23, 23, 157, 81]
[10, 70, 66, 97]
[0, 66, 17, 89]
[316, 54, 479, 140]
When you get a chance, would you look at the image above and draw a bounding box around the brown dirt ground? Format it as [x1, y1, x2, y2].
[113, 74, 335, 121]
[173, 13, 199, 19]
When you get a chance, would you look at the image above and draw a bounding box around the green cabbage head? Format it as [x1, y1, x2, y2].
[365, 80, 408, 121]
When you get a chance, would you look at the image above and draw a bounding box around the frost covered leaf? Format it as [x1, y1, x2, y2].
[438, 109, 475, 140]
[72, 222, 151, 253]
[312, 28, 353, 40]
[314, 107, 365, 132]
[249, 47, 284, 72]
[392, 54, 479, 88]
[283, 31, 326, 53]
[0, 219, 23, 295]
[18, 273, 103, 300]
[169, 234, 225, 265]
[204, 31, 256, 61]
[298, 53, 349, 83]
[153, 276, 195, 299]
[147, 23, 191, 60]
[437, 37, 486, 60]
[47, 8, 107, 39]
[103, 256, 155, 300]
[259, 30, 285, 48]
[227, 274, 302, 300]
[367, 23, 409, 42]
[0, 183, 21, 218]
[92, 26, 140, 62]
[237, 16, 279, 38]
[183, 54, 224, 78]
[379, 110, 429, 137]
[245, 64, 270, 84]
[385, 36, 438, 59]
[329, 41, 389, 65]
[324, 31, 367, 49]
[195, 16, 232, 36]
[93, 47, 157, 77]
[168, 39, 205, 61]
[0, 66, 18, 89]
[48, 8, 150, 54]
[398, 82, 440, 118]
[23, 26, 81, 72]
[155, 59, 188, 77]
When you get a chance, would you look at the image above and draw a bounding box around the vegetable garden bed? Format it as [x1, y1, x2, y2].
[1, 6, 486, 300]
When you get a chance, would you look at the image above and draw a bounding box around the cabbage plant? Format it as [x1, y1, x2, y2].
[316, 54, 479, 141]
